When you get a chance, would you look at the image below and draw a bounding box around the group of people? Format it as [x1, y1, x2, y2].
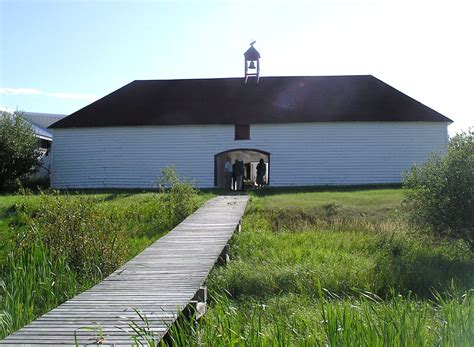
[224, 157, 266, 191]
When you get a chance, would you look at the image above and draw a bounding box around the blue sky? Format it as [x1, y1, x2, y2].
[1, 0, 472, 134]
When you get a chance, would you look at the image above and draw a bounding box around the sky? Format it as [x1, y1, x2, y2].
[0, 0, 472, 135]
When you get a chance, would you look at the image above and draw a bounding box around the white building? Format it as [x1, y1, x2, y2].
[49, 75, 451, 189]
[23, 112, 65, 143]
[0, 111, 65, 179]
[22, 112, 66, 178]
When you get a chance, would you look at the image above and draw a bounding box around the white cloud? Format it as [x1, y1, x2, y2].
[0, 88, 42, 96]
[0, 87, 97, 102]
[47, 92, 97, 101]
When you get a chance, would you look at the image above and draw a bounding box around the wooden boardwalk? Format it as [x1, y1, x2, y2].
[0, 195, 248, 346]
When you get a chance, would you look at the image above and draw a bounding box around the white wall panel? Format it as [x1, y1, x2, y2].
[51, 122, 449, 188]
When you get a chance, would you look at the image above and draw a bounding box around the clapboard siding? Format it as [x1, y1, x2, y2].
[51, 122, 448, 188]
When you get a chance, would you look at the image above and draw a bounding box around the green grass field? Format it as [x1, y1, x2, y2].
[252, 186, 404, 210]
[165, 187, 474, 346]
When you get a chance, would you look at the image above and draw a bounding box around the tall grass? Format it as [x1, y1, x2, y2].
[18, 192, 131, 280]
[0, 191, 131, 338]
[231, 194, 474, 298]
[0, 243, 81, 337]
[209, 224, 473, 299]
[165, 188, 473, 345]
[163, 287, 473, 346]
[0, 169, 205, 339]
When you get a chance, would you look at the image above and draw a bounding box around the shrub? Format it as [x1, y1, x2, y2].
[19, 176, 50, 190]
[0, 111, 40, 189]
[158, 166, 198, 225]
[18, 191, 129, 280]
[403, 130, 474, 252]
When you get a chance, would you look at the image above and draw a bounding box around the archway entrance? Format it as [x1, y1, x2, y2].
[214, 149, 270, 189]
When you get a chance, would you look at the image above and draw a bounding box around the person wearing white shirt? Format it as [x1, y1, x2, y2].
[224, 157, 233, 191]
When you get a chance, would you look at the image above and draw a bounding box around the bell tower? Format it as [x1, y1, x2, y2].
[244, 41, 261, 84]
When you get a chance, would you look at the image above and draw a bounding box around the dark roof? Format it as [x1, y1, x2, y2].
[50, 75, 451, 128]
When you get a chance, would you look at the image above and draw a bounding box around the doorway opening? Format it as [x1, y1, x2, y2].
[214, 149, 270, 189]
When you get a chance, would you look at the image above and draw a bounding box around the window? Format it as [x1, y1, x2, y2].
[234, 124, 250, 140]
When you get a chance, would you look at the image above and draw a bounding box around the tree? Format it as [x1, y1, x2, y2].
[403, 130, 474, 252]
[0, 111, 40, 188]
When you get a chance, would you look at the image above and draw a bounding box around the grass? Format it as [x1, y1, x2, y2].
[210, 224, 472, 299]
[250, 187, 404, 226]
[2, 186, 473, 345]
[163, 288, 473, 346]
[253, 186, 403, 210]
[164, 187, 474, 346]
[0, 190, 213, 266]
[0, 186, 214, 339]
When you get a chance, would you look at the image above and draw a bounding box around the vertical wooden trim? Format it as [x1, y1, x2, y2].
[267, 151, 271, 185]
[214, 154, 218, 187]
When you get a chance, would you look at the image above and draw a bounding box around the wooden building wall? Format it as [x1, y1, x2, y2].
[51, 122, 449, 188]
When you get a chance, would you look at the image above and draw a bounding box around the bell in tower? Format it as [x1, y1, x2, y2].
[244, 41, 261, 84]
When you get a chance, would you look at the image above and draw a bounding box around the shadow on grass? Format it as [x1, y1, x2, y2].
[2, 184, 401, 198]
[378, 250, 474, 298]
[250, 183, 402, 197]
[57, 188, 154, 195]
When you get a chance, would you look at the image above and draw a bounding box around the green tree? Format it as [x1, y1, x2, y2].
[403, 130, 474, 252]
[0, 111, 40, 188]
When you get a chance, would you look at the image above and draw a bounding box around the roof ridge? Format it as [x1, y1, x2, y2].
[132, 75, 374, 83]
[51, 75, 451, 129]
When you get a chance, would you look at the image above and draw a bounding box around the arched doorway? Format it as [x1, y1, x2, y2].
[214, 149, 270, 188]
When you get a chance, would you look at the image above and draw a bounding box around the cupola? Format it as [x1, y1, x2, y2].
[244, 41, 261, 83]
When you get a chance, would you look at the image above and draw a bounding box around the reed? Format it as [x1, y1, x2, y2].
[163, 288, 473, 346]
[0, 243, 82, 337]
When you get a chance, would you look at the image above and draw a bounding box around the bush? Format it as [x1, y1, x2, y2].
[403, 130, 474, 252]
[19, 176, 50, 191]
[0, 111, 40, 189]
[158, 166, 199, 225]
[17, 191, 129, 280]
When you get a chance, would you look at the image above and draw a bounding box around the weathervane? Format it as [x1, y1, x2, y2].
[244, 41, 261, 84]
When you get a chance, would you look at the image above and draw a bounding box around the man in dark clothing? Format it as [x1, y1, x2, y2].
[232, 161, 237, 190]
[235, 159, 245, 191]
[256, 159, 266, 189]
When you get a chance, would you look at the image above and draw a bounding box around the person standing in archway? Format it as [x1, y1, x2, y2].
[235, 158, 244, 191]
[224, 157, 233, 191]
[232, 160, 237, 190]
[256, 158, 266, 189]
